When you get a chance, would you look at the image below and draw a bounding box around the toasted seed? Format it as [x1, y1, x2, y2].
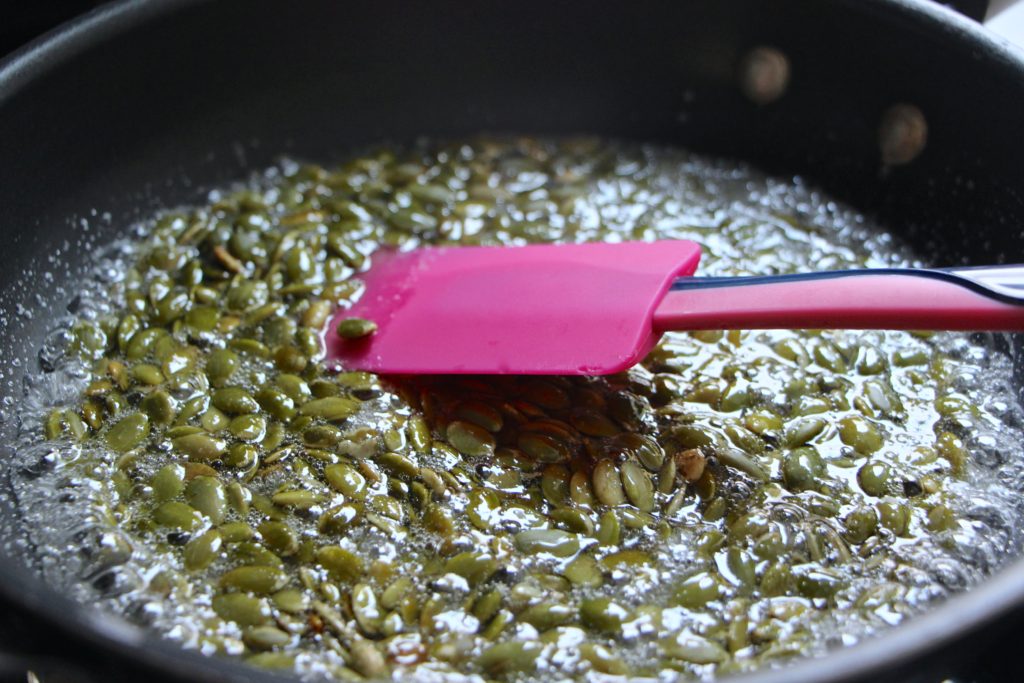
[453, 401, 504, 433]
[674, 449, 706, 483]
[446, 420, 495, 457]
[518, 432, 571, 463]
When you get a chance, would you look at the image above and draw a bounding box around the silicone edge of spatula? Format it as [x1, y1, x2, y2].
[326, 240, 703, 375]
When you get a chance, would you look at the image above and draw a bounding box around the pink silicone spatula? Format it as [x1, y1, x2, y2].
[326, 240, 1024, 375]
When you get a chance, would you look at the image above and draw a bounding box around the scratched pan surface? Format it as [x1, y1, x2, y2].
[1, 1, 1024, 681]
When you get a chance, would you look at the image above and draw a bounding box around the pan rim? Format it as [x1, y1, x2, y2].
[1, 0, 1023, 681]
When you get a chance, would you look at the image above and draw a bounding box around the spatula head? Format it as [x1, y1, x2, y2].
[326, 240, 702, 375]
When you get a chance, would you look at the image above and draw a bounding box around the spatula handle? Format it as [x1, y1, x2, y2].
[653, 265, 1024, 331]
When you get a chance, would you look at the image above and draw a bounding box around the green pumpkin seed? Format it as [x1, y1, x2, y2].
[620, 461, 654, 512]
[271, 588, 309, 614]
[258, 521, 299, 556]
[660, 633, 728, 664]
[563, 554, 603, 586]
[212, 593, 271, 627]
[272, 490, 319, 509]
[351, 583, 383, 635]
[186, 476, 227, 524]
[466, 488, 501, 530]
[857, 461, 893, 497]
[520, 602, 574, 630]
[219, 521, 255, 543]
[592, 459, 626, 506]
[105, 413, 150, 452]
[478, 641, 542, 675]
[785, 417, 827, 448]
[211, 387, 259, 415]
[324, 463, 367, 499]
[298, 397, 360, 421]
[515, 529, 580, 557]
[173, 433, 227, 461]
[782, 447, 826, 491]
[316, 546, 364, 583]
[674, 571, 725, 608]
[183, 529, 222, 571]
[839, 416, 883, 455]
[407, 416, 432, 452]
[220, 566, 288, 594]
[153, 501, 202, 530]
[255, 386, 296, 420]
[444, 552, 498, 586]
[243, 626, 292, 651]
[580, 598, 629, 633]
[336, 317, 378, 339]
[151, 464, 185, 501]
[318, 504, 362, 535]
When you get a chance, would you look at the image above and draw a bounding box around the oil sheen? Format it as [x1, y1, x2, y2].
[10, 138, 1024, 681]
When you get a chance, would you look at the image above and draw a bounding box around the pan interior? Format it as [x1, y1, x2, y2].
[7, 136, 1024, 681]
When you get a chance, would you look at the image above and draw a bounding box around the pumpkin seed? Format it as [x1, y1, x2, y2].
[105, 413, 150, 452]
[220, 566, 288, 594]
[336, 317, 378, 339]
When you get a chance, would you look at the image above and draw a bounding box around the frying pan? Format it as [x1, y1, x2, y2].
[2, 0, 1024, 681]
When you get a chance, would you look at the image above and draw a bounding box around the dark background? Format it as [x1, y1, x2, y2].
[0, 1, 1020, 682]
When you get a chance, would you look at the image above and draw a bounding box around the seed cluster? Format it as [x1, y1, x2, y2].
[36, 138, 1018, 680]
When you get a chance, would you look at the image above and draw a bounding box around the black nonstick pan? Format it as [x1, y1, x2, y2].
[2, 1, 1024, 681]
